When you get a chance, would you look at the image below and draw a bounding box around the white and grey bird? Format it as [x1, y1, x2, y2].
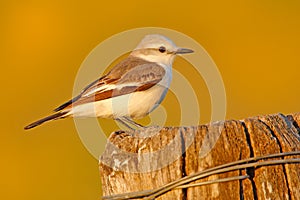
[24, 34, 194, 130]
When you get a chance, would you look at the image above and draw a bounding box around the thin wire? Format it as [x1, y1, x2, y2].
[145, 158, 300, 200]
[175, 175, 249, 189]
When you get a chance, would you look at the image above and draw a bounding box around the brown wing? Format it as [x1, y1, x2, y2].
[54, 56, 165, 111]
[53, 76, 108, 111]
[54, 56, 150, 112]
[67, 63, 165, 109]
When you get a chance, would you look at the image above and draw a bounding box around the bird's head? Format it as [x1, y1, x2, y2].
[130, 34, 193, 66]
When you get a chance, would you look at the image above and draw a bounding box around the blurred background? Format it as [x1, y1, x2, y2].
[1, 0, 300, 199]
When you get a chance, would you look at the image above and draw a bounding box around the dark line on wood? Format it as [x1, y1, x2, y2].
[180, 128, 187, 200]
[258, 119, 292, 200]
[239, 171, 244, 200]
[241, 121, 258, 200]
[238, 152, 245, 200]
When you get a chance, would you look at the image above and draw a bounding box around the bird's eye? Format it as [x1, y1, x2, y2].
[158, 46, 166, 53]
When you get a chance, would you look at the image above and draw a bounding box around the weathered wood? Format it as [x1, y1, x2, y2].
[99, 113, 300, 199]
[100, 127, 185, 199]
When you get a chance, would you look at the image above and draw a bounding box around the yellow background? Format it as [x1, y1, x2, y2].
[1, 0, 300, 199]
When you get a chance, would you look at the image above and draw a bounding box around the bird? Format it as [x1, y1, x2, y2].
[24, 34, 194, 130]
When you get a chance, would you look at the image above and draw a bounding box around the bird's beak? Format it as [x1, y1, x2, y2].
[175, 48, 194, 54]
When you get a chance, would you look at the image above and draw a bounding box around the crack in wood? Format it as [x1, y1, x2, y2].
[180, 128, 187, 200]
[258, 117, 292, 200]
[241, 121, 258, 200]
[238, 156, 245, 200]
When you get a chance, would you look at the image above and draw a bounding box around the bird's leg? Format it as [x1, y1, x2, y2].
[122, 116, 145, 128]
[116, 118, 135, 130]
[122, 117, 165, 138]
[117, 117, 163, 138]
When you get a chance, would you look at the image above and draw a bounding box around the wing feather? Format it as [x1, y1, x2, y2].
[54, 56, 165, 111]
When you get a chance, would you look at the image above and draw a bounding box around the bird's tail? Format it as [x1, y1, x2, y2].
[24, 112, 68, 130]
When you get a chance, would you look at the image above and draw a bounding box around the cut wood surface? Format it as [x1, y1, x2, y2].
[99, 113, 300, 199]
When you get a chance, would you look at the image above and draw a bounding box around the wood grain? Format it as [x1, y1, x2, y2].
[99, 113, 300, 199]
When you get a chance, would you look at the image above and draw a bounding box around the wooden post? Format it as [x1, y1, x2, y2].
[99, 113, 300, 199]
